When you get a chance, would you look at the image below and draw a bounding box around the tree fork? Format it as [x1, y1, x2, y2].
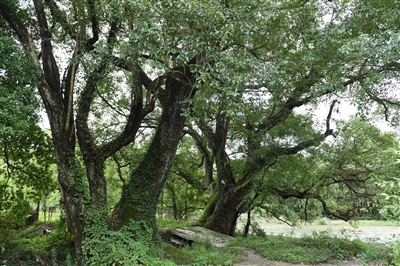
[112, 67, 195, 236]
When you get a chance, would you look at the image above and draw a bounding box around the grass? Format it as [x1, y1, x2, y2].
[230, 231, 391, 265]
[180, 243, 243, 265]
[2, 220, 74, 266]
[2, 218, 396, 265]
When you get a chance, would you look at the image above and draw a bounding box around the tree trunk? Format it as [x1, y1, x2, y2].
[199, 184, 248, 236]
[54, 145, 85, 261]
[113, 69, 194, 236]
[243, 210, 251, 238]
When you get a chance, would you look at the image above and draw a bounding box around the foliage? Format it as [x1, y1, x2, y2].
[0, 22, 56, 242]
[241, 118, 397, 224]
[231, 232, 390, 264]
[376, 147, 400, 220]
[1, 220, 74, 266]
[159, 136, 210, 220]
[180, 244, 242, 266]
[373, 146, 400, 264]
[81, 220, 174, 265]
[385, 240, 400, 266]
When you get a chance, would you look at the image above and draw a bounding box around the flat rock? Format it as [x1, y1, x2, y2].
[161, 226, 235, 247]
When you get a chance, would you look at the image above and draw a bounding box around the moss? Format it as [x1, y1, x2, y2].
[197, 192, 220, 226]
[164, 245, 194, 265]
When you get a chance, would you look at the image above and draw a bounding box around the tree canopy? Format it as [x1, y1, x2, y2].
[1, 0, 400, 264]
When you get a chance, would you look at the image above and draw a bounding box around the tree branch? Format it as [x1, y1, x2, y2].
[274, 188, 354, 221]
[172, 169, 208, 191]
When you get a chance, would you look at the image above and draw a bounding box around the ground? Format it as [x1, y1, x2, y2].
[234, 249, 365, 266]
[164, 221, 398, 266]
[232, 219, 396, 266]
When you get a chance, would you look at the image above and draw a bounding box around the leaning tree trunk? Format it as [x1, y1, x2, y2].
[199, 184, 250, 236]
[113, 69, 194, 236]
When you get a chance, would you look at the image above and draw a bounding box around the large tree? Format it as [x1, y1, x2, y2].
[0, 0, 244, 262]
[2, 0, 400, 262]
[0, 0, 196, 260]
[179, 0, 400, 235]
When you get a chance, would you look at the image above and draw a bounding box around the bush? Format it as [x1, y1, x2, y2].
[82, 220, 175, 266]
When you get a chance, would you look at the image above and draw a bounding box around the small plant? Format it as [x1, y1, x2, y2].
[82, 220, 175, 266]
[249, 221, 267, 237]
[181, 243, 242, 266]
[385, 236, 400, 265]
[317, 217, 330, 225]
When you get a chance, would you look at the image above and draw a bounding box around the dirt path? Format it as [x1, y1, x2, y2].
[233, 249, 365, 266]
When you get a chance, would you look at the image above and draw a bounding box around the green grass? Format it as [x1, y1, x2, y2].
[230, 231, 391, 265]
[2, 220, 74, 266]
[3, 218, 396, 265]
[179, 244, 243, 265]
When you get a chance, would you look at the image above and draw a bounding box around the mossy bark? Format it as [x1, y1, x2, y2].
[113, 68, 194, 237]
[199, 184, 249, 236]
[51, 131, 85, 262]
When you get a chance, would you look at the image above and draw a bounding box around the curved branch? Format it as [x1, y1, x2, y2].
[274, 188, 353, 221]
[172, 169, 208, 191]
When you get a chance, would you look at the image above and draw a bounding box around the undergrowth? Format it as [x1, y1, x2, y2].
[230, 230, 392, 265]
[2, 218, 396, 265]
[1, 219, 74, 266]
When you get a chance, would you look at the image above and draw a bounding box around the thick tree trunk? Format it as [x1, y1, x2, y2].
[53, 143, 85, 260]
[199, 185, 248, 236]
[113, 69, 194, 236]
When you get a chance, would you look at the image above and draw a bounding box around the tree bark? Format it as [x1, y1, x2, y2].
[113, 68, 194, 236]
[199, 184, 250, 236]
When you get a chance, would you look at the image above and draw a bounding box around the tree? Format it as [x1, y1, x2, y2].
[0, 28, 55, 237]
[0, 0, 190, 260]
[0, 0, 240, 262]
[179, 0, 400, 235]
[2, 0, 400, 263]
[248, 118, 396, 223]
[158, 136, 210, 220]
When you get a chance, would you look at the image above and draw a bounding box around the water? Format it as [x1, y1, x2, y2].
[238, 219, 400, 244]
